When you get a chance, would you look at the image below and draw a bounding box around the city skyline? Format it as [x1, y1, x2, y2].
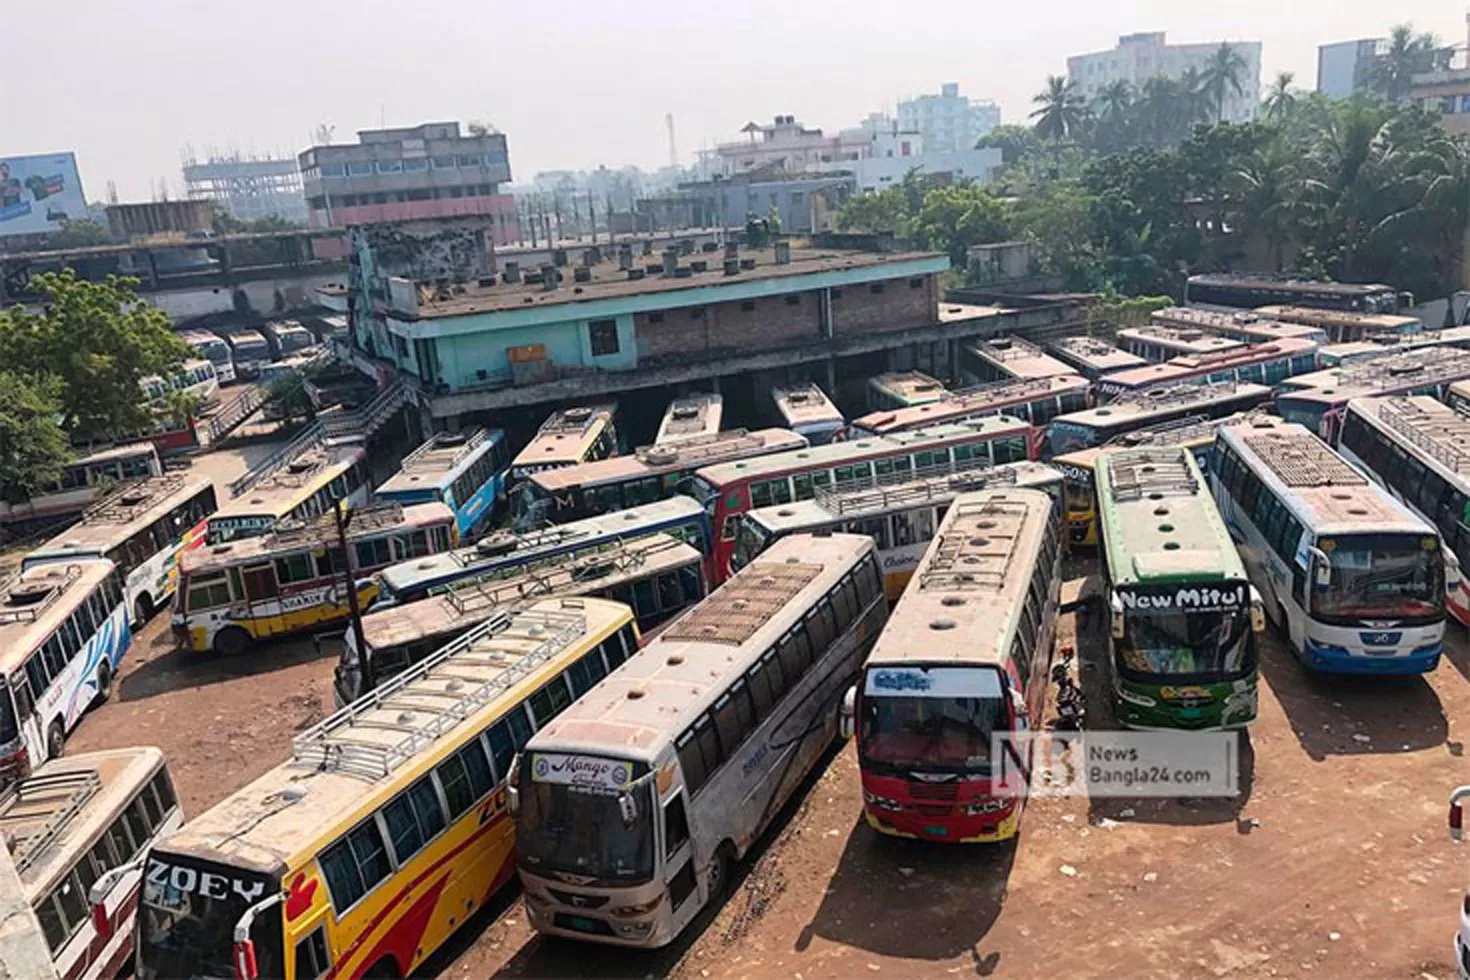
[5, 0, 1465, 202]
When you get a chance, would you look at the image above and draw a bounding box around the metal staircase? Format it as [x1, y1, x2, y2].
[206, 386, 267, 442]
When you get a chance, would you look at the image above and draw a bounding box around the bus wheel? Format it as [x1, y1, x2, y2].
[134, 593, 154, 624]
[93, 662, 113, 706]
[363, 957, 400, 978]
[46, 722, 65, 760]
[707, 844, 733, 903]
[214, 627, 251, 657]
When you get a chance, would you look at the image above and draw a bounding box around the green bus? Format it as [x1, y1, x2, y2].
[1094, 446, 1263, 730]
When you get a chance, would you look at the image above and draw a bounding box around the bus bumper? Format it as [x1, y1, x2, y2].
[862, 803, 1020, 844]
[1300, 638, 1442, 674]
[523, 891, 672, 948]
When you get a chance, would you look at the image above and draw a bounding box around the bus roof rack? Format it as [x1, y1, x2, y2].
[917, 497, 1027, 592]
[1242, 429, 1367, 487]
[1376, 397, 1470, 474]
[81, 473, 189, 526]
[1105, 448, 1199, 501]
[269, 501, 407, 549]
[0, 564, 85, 625]
[441, 534, 681, 616]
[634, 429, 762, 467]
[0, 768, 102, 874]
[400, 428, 488, 471]
[661, 560, 818, 646]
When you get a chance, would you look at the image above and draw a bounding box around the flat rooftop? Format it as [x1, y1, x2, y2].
[399, 245, 946, 319]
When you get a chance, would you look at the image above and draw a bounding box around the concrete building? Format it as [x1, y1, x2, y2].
[1316, 38, 1384, 98]
[105, 199, 216, 240]
[183, 153, 307, 224]
[896, 83, 1001, 153]
[1067, 32, 1263, 123]
[714, 116, 874, 176]
[298, 122, 518, 245]
[638, 173, 856, 234]
[1410, 18, 1470, 136]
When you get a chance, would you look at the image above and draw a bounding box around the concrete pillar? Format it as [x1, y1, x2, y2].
[824, 357, 836, 393]
[145, 250, 160, 290]
[818, 288, 833, 340]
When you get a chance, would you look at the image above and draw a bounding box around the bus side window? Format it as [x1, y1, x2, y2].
[777, 629, 811, 681]
[675, 729, 709, 796]
[663, 795, 690, 856]
[805, 604, 836, 651]
[484, 722, 515, 781]
[294, 928, 332, 980]
[746, 663, 775, 719]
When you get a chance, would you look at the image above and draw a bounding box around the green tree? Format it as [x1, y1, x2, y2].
[1030, 76, 1088, 141]
[907, 185, 1012, 267]
[1367, 24, 1445, 102]
[43, 219, 113, 249]
[1230, 136, 1299, 272]
[0, 270, 190, 444]
[976, 124, 1041, 165]
[0, 373, 69, 504]
[1201, 43, 1249, 122]
[1263, 72, 1298, 124]
[835, 185, 909, 233]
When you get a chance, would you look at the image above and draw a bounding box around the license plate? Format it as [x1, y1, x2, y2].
[565, 916, 597, 932]
[924, 825, 949, 837]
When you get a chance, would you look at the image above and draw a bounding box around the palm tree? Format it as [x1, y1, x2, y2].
[1202, 43, 1249, 122]
[1030, 75, 1088, 141]
[1368, 24, 1444, 102]
[1232, 137, 1298, 271]
[1263, 72, 1297, 123]
[1094, 80, 1134, 121]
[1177, 67, 1212, 130]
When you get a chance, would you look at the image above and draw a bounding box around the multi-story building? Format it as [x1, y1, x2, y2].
[182, 153, 308, 225]
[1316, 38, 1385, 98]
[896, 83, 1001, 153]
[1067, 32, 1263, 123]
[298, 122, 518, 245]
[713, 116, 875, 176]
[1410, 18, 1470, 136]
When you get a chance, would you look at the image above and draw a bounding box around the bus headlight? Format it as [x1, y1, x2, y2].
[610, 896, 663, 917]
[1118, 689, 1157, 707]
[964, 799, 1011, 816]
[863, 791, 903, 812]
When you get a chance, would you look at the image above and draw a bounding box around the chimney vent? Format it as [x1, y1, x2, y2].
[740, 258, 757, 271]
[775, 240, 791, 265]
[503, 261, 521, 284]
[573, 266, 592, 283]
[690, 260, 708, 273]
[724, 258, 740, 276]
[641, 239, 654, 256]
[541, 264, 559, 291]
[724, 241, 739, 259]
[552, 248, 568, 268]
[627, 268, 645, 281]
[662, 248, 680, 277]
[617, 246, 634, 271]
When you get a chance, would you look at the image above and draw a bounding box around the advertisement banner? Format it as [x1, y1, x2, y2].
[0, 152, 87, 235]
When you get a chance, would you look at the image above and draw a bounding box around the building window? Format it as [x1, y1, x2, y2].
[1461, 95, 1470, 113]
[689, 307, 706, 320]
[909, 277, 924, 289]
[346, 161, 374, 177]
[432, 155, 457, 170]
[457, 154, 481, 167]
[648, 312, 664, 324]
[869, 283, 885, 295]
[741, 300, 756, 312]
[588, 319, 620, 357]
[393, 334, 409, 359]
[320, 164, 347, 178]
[785, 295, 801, 306]
[376, 160, 404, 174]
[403, 158, 429, 172]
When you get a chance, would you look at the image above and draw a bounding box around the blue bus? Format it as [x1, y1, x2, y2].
[374, 495, 713, 607]
[376, 428, 509, 541]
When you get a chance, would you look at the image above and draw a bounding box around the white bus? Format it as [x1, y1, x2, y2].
[1338, 395, 1470, 627]
[771, 382, 845, 445]
[511, 404, 621, 482]
[179, 330, 236, 384]
[1209, 415, 1445, 673]
[23, 474, 218, 625]
[0, 747, 180, 980]
[958, 335, 1075, 385]
[261, 320, 316, 359]
[206, 444, 370, 544]
[656, 394, 723, 446]
[223, 330, 271, 380]
[1047, 335, 1147, 380]
[0, 559, 131, 780]
[513, 532, 887, 947]
[141, 359, 220, 411]
[867, 371, 947, 412]
[0, 443, 162, 533]
[1116, 325, 1245, 362]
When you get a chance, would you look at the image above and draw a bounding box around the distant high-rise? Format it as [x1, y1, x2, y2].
[182, 153, 307, 225]
[1067, 32, 1263, 123]
[1317, 38, 1384, 98]
[896, 83, 1000, 153]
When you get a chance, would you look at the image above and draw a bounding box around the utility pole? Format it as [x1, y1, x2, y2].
[334, 501, 371, 693]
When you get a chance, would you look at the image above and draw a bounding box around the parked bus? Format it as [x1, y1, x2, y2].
[261, 320, 316, 359]
[139, 597, 637, 980]
[376, 428, 508, 541]
[849, 374, 1089, 437]
[0, 559, 131, 779]
[1210, 415, 1445, 672]
[867, 371, 947, 412]
[223, 330, 271, 380]
[179, 330, 236, 385]
[958, 335, 1075, 385]
[206, 444, 370, 544]
[845, 488, 1061, 843]
[0, 443, 162, 533]
[510, 404, 620, 482]
[771, 382, 845, 445]
[377, 497, 711, 607]
[514, 533, 886, 947]
[1047, 335, 1147, 380]
[174, 502, 455, 656]
[656, 393, 723, 446]
[24, 474, 218, 624]
[1095, 338, 1319, 400]
[1, 747, 180, 980]
[335, 533, 704, 705]
[1184, 274, 1412, 314]
[686, 417, 1037, 577]
[1048, 380, 1271, 457]
[733, 461, 1063, 600]
[512, 428, 807, 529]
[1273, 347, 1470, 442]
[1054, 412, 1250, 549]
[1316, 326, 1470, 369]
[1254, 304, 1422, 341]
[1149, 306, 1329, 346]
[141, 359, 220, 411]
[1095, 447, 1262, 729]
[1338, 396, 1470, 625]
[1116, 325, 1245, 362]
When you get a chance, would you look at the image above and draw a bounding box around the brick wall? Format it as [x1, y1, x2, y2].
[829, 273, 936, 336]
[634, 289, 824, 362]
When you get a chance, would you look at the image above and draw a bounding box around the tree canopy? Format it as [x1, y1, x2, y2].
[0, 372, 70, 505]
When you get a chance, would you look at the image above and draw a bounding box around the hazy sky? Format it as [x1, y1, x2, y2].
[6, 0, 1465, 201]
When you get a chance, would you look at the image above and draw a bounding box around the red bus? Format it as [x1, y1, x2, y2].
[1095, 338, 1319, 400]
[849, 374, 1090, 437]
[684, 416, 1036, 578]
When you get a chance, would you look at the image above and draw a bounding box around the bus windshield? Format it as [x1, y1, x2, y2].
[517, 774, 655, 885]
[859, 667, 1008, 775]
[1118, 607, 1254, 683]
[1312, 533, 1443, 624]
[0, 681, 16, 744]
[731, 519, 771, 572]
[137, 855, 281, 980]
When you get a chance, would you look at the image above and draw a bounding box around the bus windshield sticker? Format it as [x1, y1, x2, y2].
[1117, 584, 1248, 614]
[531, 752, 634, 791]
[865, 666, 1003, 698]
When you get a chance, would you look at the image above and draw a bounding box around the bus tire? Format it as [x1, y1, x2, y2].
[214, 627, 251, 657]
[93, 662, 113, 706]
[363, 957, 400, 978]
[707, 843, 733, 903]
[46, 721, 65, 761]
[134, 593, 154, 625]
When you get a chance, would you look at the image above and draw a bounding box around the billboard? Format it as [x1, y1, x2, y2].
[0, 152, 87, 235]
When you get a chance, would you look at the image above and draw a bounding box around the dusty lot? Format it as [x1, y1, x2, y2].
[69, 601, 1470, 980]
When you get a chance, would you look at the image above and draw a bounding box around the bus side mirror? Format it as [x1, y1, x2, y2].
[507, 785, 520, 818]
[1451, 786, 1470, 842]
[233, 940, 259, 980]
[1249, 587, 1265, 633]
[839, 685, 856, 740]
[618, 791, 638, 827]
[1109, 592, 1124, 640]
[1308, 547, 1331, 588]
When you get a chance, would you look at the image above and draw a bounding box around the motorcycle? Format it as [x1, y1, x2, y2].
[1052, 645, 1085, 731]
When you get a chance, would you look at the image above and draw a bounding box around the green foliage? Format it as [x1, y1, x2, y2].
[266, 370, 316, 424]
[1030, 76, 1088, 141]
[43, 219, 113, 250]
[835, 185, 909, 233]
[907, 186, 1012, 267]
[976, 125, 1041, 164]
[1085, 291, 1173, 330]
[212, 209, 305, 235]
[0, 372, 69, 504]
[1366, 25, 1450, 102]
[0, 270, 190, 445]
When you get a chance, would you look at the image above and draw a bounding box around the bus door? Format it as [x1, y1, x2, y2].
[657, 779, 704, 936]
[241, 563, 282, 639]
[2, 673, 45, 780]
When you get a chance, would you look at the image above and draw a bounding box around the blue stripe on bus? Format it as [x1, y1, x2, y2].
[63, 604, 133, 722]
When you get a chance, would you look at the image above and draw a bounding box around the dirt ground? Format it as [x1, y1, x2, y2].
[68, 596, 1470, 980]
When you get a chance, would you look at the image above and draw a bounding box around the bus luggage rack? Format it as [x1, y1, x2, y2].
[293, 608, 587, 781]
[663, 561, 818, 646]
[270, 501, 406, 549]
[1114, 379, 1251, 409]
[443, 534, 673, 616]
[0, 564, 84, 625]
[1243, 430, 1367, 487]
[816, 452, 997, 509]
[918, 498, 1027, 592]
[1378, 398, 1470, 474]
[816, 461, 1021, 517]
[635, 429, 763, 467]
[400, 428, 489, 471]
[977, 336, 1045, 361]
[1336, 347, 1470, 388]
[82, 473, 189, 525]
[941, 375, 1061, 407]
[539, 406, 607, 437]
[1106, 448, 1199, 501]
[0, 768, 102, 874]
[453, 522, 595, 567]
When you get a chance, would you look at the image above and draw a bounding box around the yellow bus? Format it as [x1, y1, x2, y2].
[136, 596, 638, 980]
[510, 404, 620, 482]
[206, 445, 371, 544]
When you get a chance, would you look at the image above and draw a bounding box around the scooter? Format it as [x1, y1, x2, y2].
[1053, 645, 1085, 731]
